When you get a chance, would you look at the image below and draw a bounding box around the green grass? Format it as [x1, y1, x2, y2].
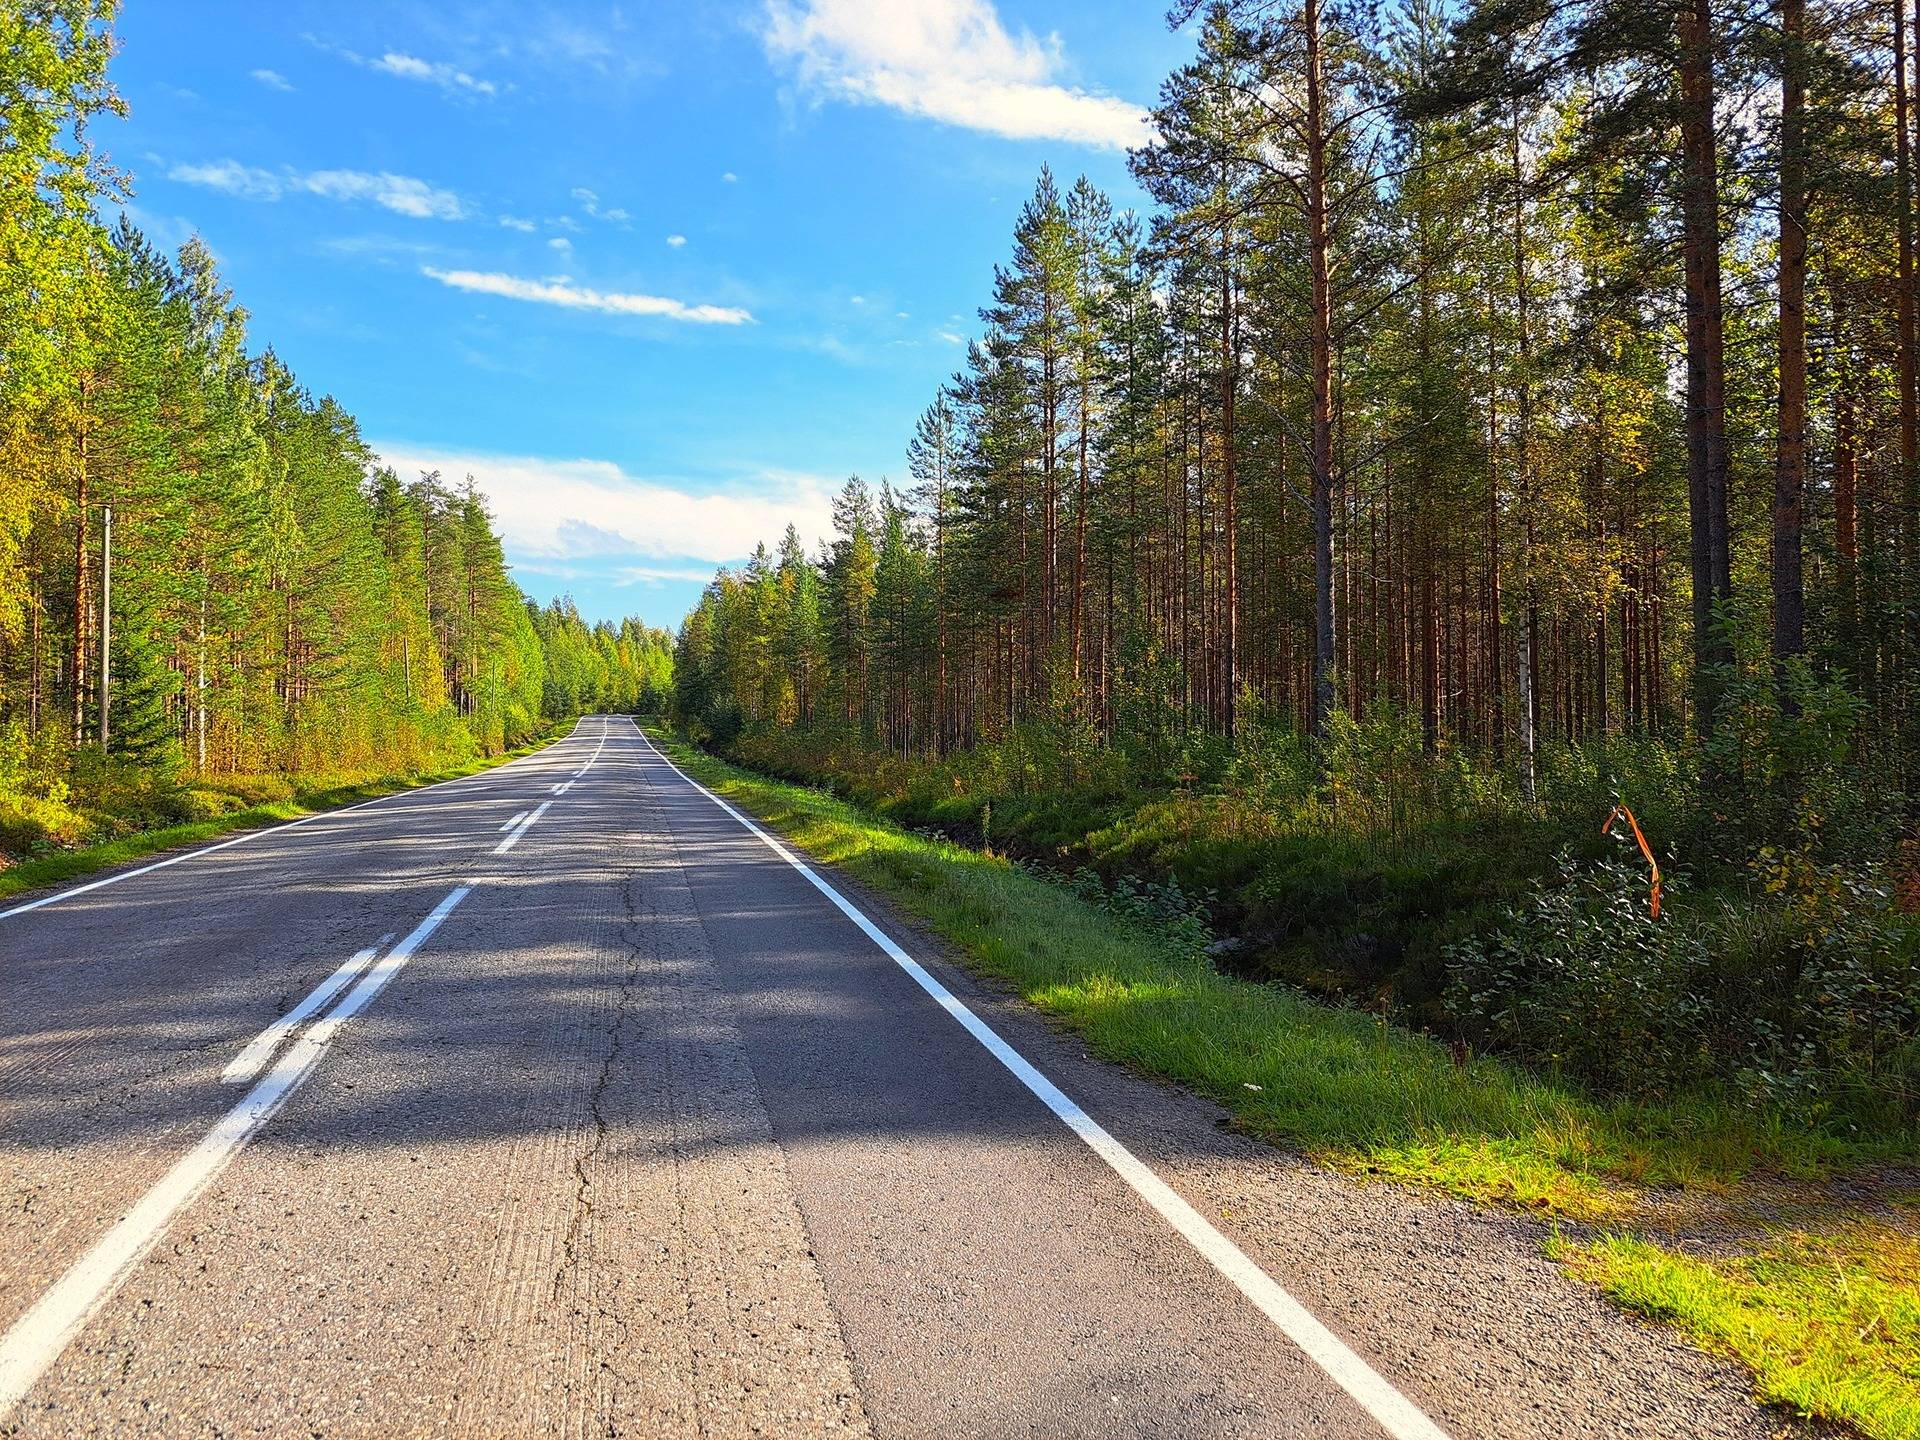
[648, 725, 1899, 1221]
[1557, 1223, 1920, 1439]
[0, 719, 574, 905]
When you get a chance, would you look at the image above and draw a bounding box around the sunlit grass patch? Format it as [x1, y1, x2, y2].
[1556, 1223, 1920, 1439]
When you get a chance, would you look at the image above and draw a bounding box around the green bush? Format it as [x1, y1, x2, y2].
[0, 720, 93, 855]
[0, 789, 92, 856]
[1447, 846, 1920, 1118]
[1445, 851, 1714, 1095]
[163, 788, 251, 824]
[1061, 864, 1215, 964]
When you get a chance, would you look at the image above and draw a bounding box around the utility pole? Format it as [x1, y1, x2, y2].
[99, 504, 112, 753]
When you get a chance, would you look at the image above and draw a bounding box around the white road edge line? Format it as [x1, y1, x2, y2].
[219, 931, 397, 1084]
[631, 719, 1450, 1440]
[491, 801, 551, 855]
[0, 720, 592, 923]
[0, 886, 472, 1424]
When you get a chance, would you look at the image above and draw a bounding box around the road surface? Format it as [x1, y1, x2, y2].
[1, 717, 1783, 1438]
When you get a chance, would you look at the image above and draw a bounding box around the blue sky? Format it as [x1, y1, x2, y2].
[108, 1, 1193, 629]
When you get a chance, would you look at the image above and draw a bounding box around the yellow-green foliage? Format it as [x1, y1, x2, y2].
[1559, 1223, 1920, 1439]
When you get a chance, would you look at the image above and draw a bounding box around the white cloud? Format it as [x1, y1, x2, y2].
[763, 0, 1150, 150]
[936, 329, 964, 344]
[571, 188, 631, 225]
[422, 267, 753, 325]
[169, 159, 464, 219]
[317, 234, 445, 260]
[666, 233, 687, 247]
[168, 159, 280, 199]
[303, 169, 465, 219]
[548, 235, 573, 255]
[371, 445, 836, 569]
[616, 563, 733, 587]
[499, 215, 536, 231]
[250, 68, 294, 91]
[722, 171, 739, 183]
[369, 50, 498, 96]
[308, 37, 501, 97]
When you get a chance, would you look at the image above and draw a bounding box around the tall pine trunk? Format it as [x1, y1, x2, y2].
[1306, 0, 1337, 740]
[70, 384, 92, 742]
[1773, 0, 1809, 667]
[1511, 110, 1539, 803]
[1678, 0, 1736, 735]
[1219, 226, 1239, 736]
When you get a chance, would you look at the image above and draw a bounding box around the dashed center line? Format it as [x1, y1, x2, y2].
[492, 801, 551, 855]
[0, 721, 609, 1419]
[0, 720, 598, 924]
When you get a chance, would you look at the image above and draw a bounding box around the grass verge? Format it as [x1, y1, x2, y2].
[0, 719, 574, 906]
[652, 725, 1920, 1439]
[1556, 1222, 1920, 1440]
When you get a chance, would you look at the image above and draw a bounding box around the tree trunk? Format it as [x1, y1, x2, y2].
[71, 387, 92, 742]
[935, 427, 949, 757]
[1219, 226, 1239, 736]
[1835, 350, 1859, 647]
[1306, 0, 1337, 740]
[1678, 0, 1735, 732]
[1511, 109, 1539, 802]
[1899, 0, 1920, 623]
[1773, 0, 1808, 668]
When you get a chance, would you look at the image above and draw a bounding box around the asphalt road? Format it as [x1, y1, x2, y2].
[0, 717, 1787, 1438]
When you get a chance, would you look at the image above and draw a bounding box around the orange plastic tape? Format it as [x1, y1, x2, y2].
[1602, 803, 1663, 919]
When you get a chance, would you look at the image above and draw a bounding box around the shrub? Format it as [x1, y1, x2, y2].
[1445, 850, 1713, 1096]
[0, 788, 92, 856]
[1447, 843, 1920, 1117]
[0, 720, 92, 856]
[1062, 864, 1215, 963]
[162, 788, 251, 824]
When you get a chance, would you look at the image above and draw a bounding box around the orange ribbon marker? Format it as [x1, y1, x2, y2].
[1602, 802, 1663, 919]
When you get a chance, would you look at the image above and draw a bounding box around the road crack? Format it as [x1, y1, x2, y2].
[553, 873, 646, 1305]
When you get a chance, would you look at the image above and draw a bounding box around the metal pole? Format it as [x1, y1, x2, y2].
[99, 504, 111, 753]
